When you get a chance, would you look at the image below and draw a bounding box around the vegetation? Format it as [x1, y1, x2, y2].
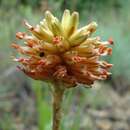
[0, 0, 130, 130]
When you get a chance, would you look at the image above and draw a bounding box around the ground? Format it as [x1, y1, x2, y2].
[0, 72, 130, 130]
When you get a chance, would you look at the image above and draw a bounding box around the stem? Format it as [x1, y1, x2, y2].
[52, 84, 65, 130]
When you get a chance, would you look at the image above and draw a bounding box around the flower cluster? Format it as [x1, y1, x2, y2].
[12, 10, 113, 87]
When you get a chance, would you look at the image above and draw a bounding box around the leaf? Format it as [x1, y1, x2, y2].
[32, 80, 51, 130]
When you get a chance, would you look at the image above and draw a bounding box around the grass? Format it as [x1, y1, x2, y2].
[31, 80, 51, 130]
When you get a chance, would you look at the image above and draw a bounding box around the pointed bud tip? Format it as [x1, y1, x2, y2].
[108, 37, 114, 45]
[11, 43, 19, 49]
[45, 10, 53, 17]
[72, 11, 79, 16]
[64, 9, 70, 13]
[16, 32, 26, 39]
[45, 10, 51, 14]
[23, 20, 34, 30]
[92, 22, 98, 27]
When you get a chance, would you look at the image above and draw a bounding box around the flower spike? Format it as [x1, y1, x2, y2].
[12, 10, 113, 87]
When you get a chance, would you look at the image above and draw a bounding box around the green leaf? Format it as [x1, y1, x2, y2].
[32, 80, 51, 130]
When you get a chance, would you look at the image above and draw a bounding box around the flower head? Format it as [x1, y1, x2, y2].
[12, 10, 113, 87]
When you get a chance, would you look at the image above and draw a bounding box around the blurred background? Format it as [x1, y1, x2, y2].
[0, 0, 130, 130]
